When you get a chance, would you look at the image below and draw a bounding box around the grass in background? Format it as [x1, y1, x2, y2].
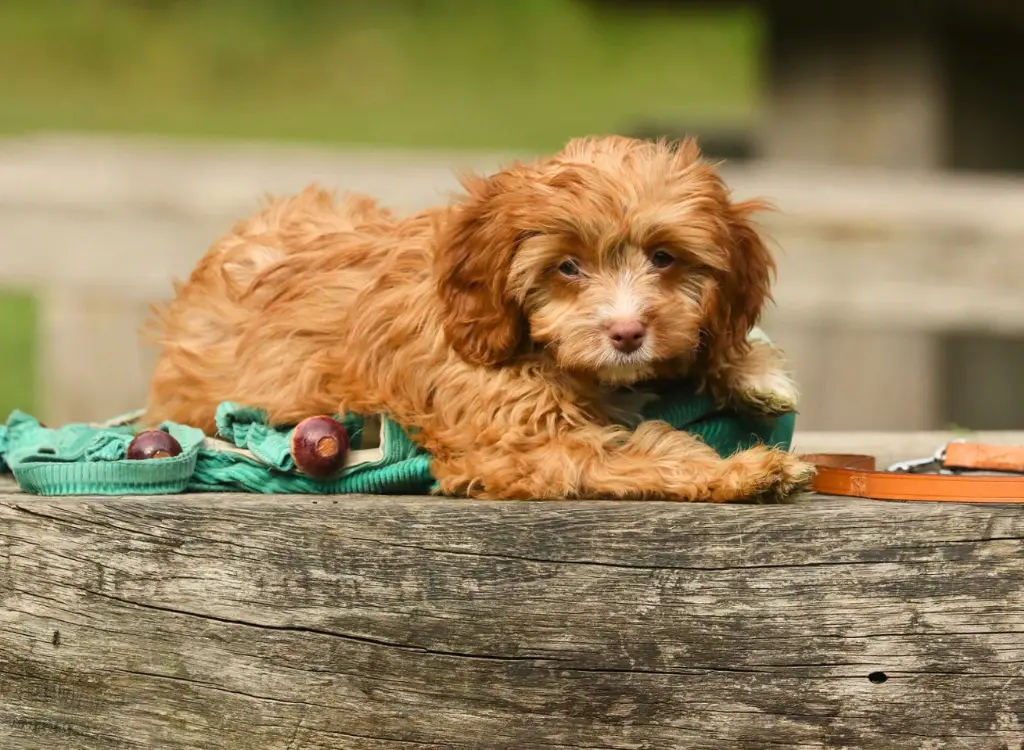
[0, 291, 37, 418]
[0, 0, 759, 151]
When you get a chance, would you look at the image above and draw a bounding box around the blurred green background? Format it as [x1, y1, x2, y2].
[0, 0, 760, 418]
[0, 0, 759, 149]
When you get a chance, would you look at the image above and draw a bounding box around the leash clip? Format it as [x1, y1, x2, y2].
[886, 439, 967, 475]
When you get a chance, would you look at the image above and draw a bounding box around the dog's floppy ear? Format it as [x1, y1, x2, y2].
[704, 199, 776, 353]
[434, 171, 525, 366]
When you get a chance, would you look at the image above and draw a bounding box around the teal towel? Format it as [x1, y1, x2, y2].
[0, 402, 435, 496]
[1, 411, 205, 495]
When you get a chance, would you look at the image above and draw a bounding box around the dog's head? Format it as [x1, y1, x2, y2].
[434, 135, 775, 385]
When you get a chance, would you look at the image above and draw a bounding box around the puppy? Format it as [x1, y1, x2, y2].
[144, 135, 814, 501]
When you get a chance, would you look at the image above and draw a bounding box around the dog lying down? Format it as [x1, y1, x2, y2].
[143, 135, 815, 502]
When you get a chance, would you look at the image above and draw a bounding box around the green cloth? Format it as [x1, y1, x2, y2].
[0, 402, 434, 496]
[0, 413, 206, 496]
[0, 329, 796, 496]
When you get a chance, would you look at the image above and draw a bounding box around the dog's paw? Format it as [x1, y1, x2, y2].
[710, 446, 816, 503]
[757, 452, 817, 503]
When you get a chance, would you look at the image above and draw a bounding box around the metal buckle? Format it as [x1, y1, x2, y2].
[887, 439, 967, 475]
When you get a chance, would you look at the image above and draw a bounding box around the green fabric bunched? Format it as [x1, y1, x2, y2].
[0, 403, 436, 496]
[0, 410, 205, 495]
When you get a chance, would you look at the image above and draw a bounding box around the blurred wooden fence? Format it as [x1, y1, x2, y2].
[2, 134, 1024, 430]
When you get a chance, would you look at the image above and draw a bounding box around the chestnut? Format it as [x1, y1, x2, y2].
[291, 415, 349, 478]
[126, 430, 182, 460]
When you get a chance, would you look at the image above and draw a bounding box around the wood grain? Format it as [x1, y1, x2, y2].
[2, 491, 1023, 749]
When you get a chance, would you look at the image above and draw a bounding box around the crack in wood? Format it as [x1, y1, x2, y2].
[12, 504, 173, 543]
[83, 588, 567, 665]
[345, 535, 940, 571]
[110, 668, 337, 710]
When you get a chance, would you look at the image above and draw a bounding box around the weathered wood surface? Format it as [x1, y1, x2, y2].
[2, 487, 1024, 749]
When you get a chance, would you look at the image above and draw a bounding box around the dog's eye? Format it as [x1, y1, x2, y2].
[558, 258, 582, 278]
[650, 249, 676, 269]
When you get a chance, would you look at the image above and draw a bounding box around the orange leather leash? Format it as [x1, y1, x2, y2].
[799, 442, 1024, 503]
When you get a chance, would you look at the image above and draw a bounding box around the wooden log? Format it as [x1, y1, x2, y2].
[2, 490, 1023, 749]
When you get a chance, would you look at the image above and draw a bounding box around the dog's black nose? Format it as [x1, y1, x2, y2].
[607, 319, 647, 353]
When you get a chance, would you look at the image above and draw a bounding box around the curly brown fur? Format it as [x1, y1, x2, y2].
[144, 135, 812, 502]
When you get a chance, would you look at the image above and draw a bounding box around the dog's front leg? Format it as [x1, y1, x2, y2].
[708, 337, 800, 417]
[430, 419, 813, 503]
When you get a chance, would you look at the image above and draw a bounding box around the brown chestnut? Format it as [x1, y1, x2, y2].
[126, 429, 182, 460]
[291, 415, 349, 478]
